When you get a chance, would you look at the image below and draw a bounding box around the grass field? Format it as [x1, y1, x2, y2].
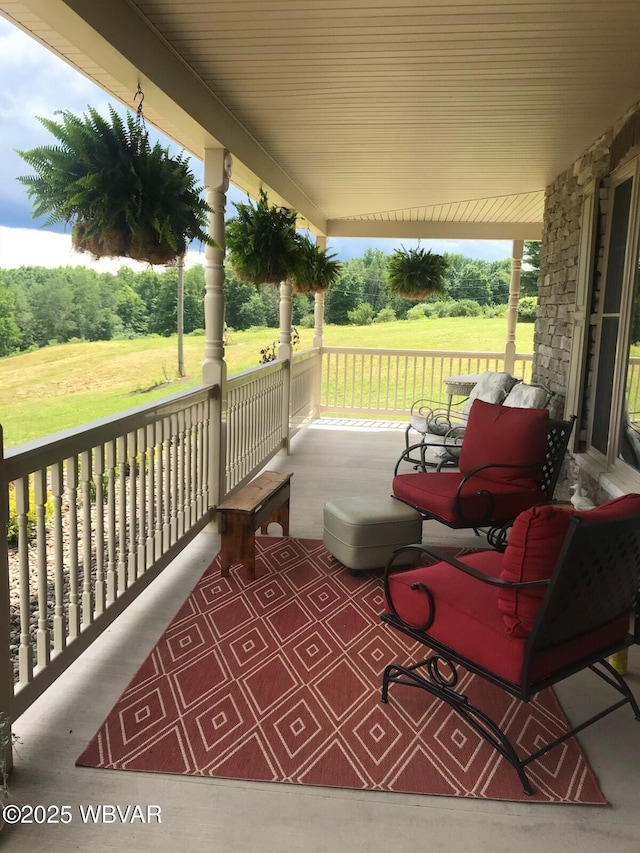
[0, 318, 535, 448]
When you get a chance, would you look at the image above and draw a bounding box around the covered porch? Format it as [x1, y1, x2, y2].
[1, 1, 640, 846]
[6, 421, 640, 851]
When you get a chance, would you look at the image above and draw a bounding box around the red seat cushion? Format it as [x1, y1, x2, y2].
[498, 492, 640, 637]
[384, 550, 631, 687]
[459, 400, 549, 489]
[392, 470, 546, 526]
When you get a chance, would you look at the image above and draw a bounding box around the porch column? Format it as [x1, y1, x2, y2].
[313, 236, 327, 349]
[279, 280, 293, 453]
[504, 239, 524, 376]
[203, 148, 231, 511]
[312, 236, 327, 417]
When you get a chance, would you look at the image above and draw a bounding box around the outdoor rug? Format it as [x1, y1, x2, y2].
[77, 537, 606, 803]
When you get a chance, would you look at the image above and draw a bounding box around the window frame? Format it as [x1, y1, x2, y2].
[585, 157, 640, 476]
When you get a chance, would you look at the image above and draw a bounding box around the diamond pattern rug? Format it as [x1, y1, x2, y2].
[77, 537, 606, 803]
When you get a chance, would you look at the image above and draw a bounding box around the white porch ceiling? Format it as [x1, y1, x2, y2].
[3, 0, 640, 240]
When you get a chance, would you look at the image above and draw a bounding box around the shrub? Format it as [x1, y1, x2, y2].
[483, 303, 508, 318]
[7, 481, 54, 547]
[347, 303, 374, 325]
[448, 299, 482, 317]
[406, 304, 429, 320]
[374, 306, 396, 323]
[298, 313, 315, 328]
[518, 296, 538, 323]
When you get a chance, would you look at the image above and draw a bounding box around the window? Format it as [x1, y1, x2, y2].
[587, 160, 640, 474]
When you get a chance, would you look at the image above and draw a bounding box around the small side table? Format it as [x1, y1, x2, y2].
[443, 374, 480, 415]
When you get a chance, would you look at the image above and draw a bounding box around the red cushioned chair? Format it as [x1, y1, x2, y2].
[393, 399, 575, 545]
[380, 494, 640, 794]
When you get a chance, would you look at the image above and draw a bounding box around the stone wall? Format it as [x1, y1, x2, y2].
[536, 100, 640, 498]
[535, 127, 612, 417]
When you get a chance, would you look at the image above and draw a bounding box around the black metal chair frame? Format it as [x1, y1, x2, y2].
[393, 415, 576, 547]
[403, 381, 554, 470]
[380, 514, 640, 795]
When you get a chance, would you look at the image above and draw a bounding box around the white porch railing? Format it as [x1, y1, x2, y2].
[1, 386, 217, 717]
[225, 360, 286, 494]
[320, 348, 533, 417]
[1, 344, 535, 723]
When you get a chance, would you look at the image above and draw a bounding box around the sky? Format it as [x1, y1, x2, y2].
[0, 16, 513, 271]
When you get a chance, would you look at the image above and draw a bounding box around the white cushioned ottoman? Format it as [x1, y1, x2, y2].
[323, 496, 423, 571]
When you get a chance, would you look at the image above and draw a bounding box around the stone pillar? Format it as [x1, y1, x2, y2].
[203, 149, 231, 512]
[504, 240, 524, 376]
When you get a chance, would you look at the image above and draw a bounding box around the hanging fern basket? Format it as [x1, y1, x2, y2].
[17, 105, 216, 265]
[226, 188, 303, 285]
[72, 221, 179, 266]
[291, 235, 342, 294]
[386, 246, 449, 300]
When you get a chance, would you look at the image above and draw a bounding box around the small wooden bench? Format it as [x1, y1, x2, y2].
[217, 470, 292, 581]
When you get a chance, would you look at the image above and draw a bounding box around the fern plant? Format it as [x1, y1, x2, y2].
[292, 235, 342, 294]
[386, 246, 449, 300]
[16, 106, 216, 265]
[225, 188, 302, 284]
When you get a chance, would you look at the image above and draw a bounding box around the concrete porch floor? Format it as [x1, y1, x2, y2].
[4, 421, 640, 852]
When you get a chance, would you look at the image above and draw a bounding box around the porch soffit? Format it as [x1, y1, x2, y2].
[3, 1, 640, 241]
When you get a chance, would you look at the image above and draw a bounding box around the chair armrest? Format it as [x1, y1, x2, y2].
[385, 544, 549, 588]
[394, 438, 464, 475]
[383, 544, 550, 632]
[410, 397, 460, 416]
[453, 460, 544, 525]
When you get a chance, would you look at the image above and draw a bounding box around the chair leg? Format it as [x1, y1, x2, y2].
[381, 655, 535, 795]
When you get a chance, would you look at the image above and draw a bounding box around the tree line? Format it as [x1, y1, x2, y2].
[0, 244, 540, 358]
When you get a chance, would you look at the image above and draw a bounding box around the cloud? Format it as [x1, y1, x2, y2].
[0, 226, 208, 273]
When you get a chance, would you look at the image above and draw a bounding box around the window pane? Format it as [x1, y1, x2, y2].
[620, 261, 640, 469]
[604, 177, 633, 314]
[592, 317, 619, 454]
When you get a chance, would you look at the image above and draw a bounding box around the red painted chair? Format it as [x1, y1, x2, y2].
[380, 494, 640, 794]
[393, 399, 575, 544]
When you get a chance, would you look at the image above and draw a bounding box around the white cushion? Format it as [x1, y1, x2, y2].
[503, 383, 549, 409]
[462, 371, 518, 415]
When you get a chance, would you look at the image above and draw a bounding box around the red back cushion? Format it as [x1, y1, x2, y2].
[498, 492, 640, 637]
[458, 400, 549, 489]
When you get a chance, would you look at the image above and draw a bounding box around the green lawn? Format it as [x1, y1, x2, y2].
[0, 318, 534, 448]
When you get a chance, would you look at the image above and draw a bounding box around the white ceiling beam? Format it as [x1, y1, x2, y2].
[327, 220, 542, 240]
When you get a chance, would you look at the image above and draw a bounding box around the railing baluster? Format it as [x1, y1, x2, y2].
[15, 477, 32, 684]
[80, 450, 93, 629]
[66, 457, 80, 640]
[117, 435, 127, 593]
[105, 440, 117, 605]
[145, 425, 155, 569]
[137, 427, 147, 574]
[94, 446, 106, 616]
[51, 463, 66, 652]
[33, 469, 50, 669]
[127, 431, 138, 585]
[155, 419, 165, 558]
[163, 416, 172, 552]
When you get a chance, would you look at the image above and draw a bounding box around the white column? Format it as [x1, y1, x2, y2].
[504, 239, 524, 376]
[313, 235, 327, 350]
[312, 236, 327, 417]
[279, 279, 293, 453]
[203, 149, 231, 511]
